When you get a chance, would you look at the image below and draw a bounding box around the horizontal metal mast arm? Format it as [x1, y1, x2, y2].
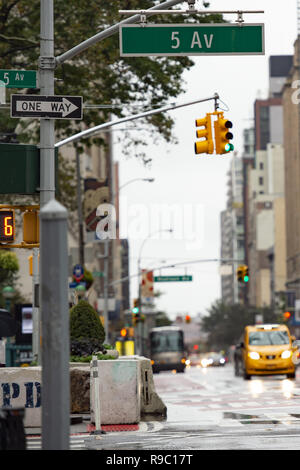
[55, 94, 219, 148]
[119, 10, 264, 15]
[109, 257, 243, 287]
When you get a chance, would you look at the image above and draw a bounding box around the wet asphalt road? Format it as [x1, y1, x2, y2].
[85, 363, 300, 451]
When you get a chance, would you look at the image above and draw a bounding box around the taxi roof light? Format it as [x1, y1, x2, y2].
[255, 324, 280, 330]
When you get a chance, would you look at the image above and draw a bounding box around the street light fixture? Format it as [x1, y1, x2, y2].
[119, 177, 155, 191]
[2, 286, 15, 312]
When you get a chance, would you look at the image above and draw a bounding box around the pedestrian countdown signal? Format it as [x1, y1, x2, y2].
[0, 209, 15, 242]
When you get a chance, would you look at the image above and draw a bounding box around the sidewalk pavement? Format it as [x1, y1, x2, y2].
[25, 414, 142, 437]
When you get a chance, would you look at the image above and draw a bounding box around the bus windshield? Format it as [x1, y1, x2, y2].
[248, 330, 289, 346]
[150, 330, 184, 353]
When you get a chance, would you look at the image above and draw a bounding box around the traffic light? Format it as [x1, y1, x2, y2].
[185, 314, 191, 323]
[214, 112, 234, 155]
[0, 209, 15, 243]
[243, 266, 249, 283]
[132, 298, 139, 314]
[23, 210, 39, 244]
[283, 311, 291, 321]
[194, 114, 214, 155]
[132, 298, 140, 326]
[236, 266, 244, 282]
[120, 327, 128, 338]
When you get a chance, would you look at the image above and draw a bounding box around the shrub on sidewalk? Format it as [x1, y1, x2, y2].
[70, 300, 105, 358]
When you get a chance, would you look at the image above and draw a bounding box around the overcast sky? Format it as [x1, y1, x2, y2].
[114, 0, 298, 320]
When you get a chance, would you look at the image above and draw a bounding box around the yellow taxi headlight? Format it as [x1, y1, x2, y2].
[248, 351, 260, 360]
[281, 350, 292, 359]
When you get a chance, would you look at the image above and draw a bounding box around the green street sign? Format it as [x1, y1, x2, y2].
[120, 23, 265, 57]
[154, 275, 193, 282]
[92, 271, 104, 277]
[0, 70, 37, 88]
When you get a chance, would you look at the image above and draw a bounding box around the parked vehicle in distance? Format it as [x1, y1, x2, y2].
[234, 324, 297, 380]
[150, 326, 186, 373]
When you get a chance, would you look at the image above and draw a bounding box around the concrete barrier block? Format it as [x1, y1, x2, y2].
[0, 367, 41, 427]
[90, 359, 141, 425]
[119, 356, 167, 417]
[0, 358, 157, 427]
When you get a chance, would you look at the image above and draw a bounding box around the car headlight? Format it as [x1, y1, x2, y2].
[248, 351, 260, 360]
[281, 350, 292, 359]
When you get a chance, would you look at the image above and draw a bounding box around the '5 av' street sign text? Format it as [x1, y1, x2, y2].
[11, 94, 82, 120]
[120, 23, 265, 56]
[0, 70, 37, 89]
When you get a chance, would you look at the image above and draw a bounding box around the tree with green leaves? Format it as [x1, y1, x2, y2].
[0, 250, 25, 308]
[0, 1, 223, 160]
[70, 299, 105, 356]
[201, 299, 281, 351]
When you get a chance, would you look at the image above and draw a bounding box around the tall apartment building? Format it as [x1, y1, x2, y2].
[244, 55, 291, 308]
[60, 139, 129, 337]
[282, 37, 300, 333]
[220, 153, 245, 305]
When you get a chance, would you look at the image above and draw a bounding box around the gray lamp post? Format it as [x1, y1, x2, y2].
[2, 286, 15, 366]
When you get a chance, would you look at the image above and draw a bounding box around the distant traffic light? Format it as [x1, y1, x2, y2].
[185, 314, 191, 323]
[194, 114, 214, 155]
[132, 298, 141, 326]
[132, 298, 139, 314]
[283, 311, 291, 321]
[243, 266, 249, 283]
[236, 266, 244, 282]
[237, 265, 249, 283]
[120, 327, 128, 338]
[214, 112, 234, 155]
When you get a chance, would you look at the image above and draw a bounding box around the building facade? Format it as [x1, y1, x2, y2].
[282, 38, 300, 334]
[220, 153, 245, 305]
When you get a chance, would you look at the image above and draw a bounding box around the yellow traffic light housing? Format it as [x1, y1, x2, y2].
[237, 265, 249, 283]
[23, 210, 39, 244]
[236, 266, 244, 282]
[214, 112, 234, 155]
[195, 114, 214, 155]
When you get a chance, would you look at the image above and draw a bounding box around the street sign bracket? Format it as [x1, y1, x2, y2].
[119, 9, 264, 17]
[39, 56, 56, 71]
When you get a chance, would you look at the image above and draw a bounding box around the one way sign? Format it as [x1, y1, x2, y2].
[11, 94, 82, 119]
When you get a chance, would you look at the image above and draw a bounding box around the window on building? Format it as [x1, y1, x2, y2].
[259, 176, 264, 185]
[259, 162, 264, 170]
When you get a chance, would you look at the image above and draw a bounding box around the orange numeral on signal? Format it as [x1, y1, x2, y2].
[4, 216, 13, 236]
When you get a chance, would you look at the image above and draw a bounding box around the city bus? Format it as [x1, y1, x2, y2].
[149, 326, 186, 373]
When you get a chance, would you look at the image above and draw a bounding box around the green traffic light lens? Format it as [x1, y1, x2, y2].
[243, 276, 249, 282]
[132, 307, 139, 313]
[225, 143, 234, 152]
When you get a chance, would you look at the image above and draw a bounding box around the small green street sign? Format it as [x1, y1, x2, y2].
[0, 70, 37, 89]
[92, 271, 104, 277]
[120, 23, 265, 57]
[154, 275, 193, 282]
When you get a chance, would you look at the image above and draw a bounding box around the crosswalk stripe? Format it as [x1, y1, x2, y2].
[26, 434, 90, 450]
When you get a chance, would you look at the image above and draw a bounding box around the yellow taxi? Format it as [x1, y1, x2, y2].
[237, 324, 297, 380]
